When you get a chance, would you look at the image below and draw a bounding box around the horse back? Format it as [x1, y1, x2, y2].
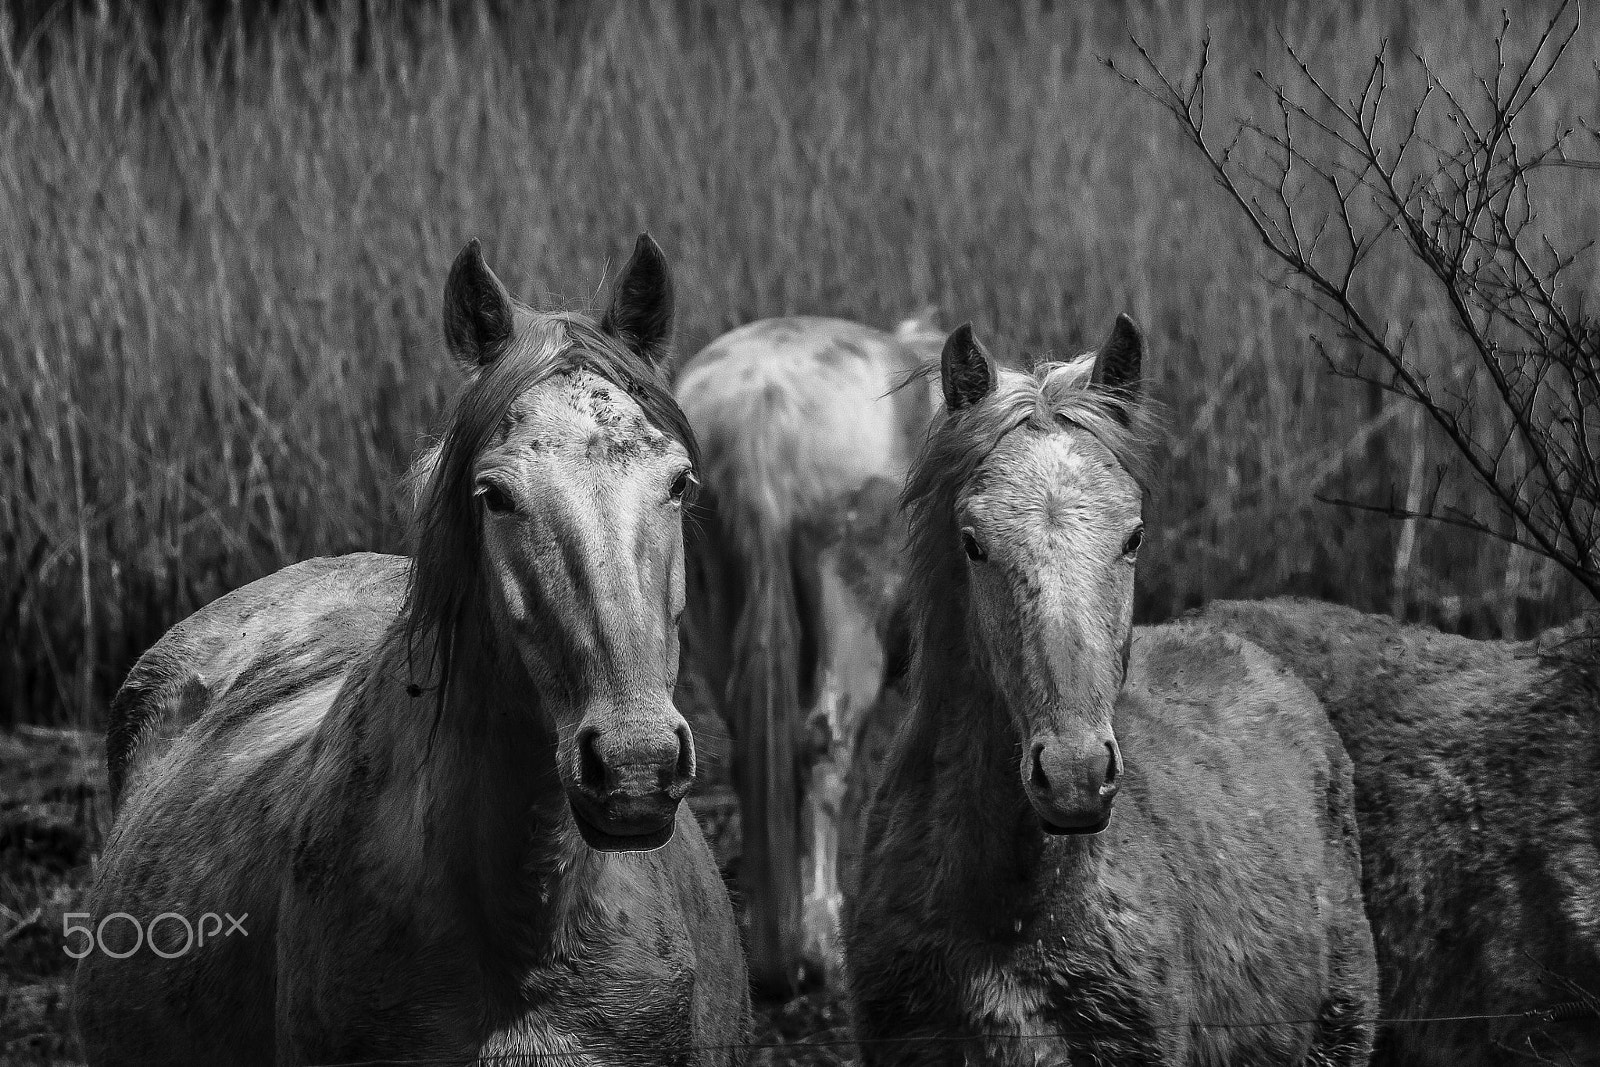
[1195, 597, 1600, 1067]
[675, 316, 935, 527]
[107, 552, 406, 806]
[1127, 617, 1357, 813]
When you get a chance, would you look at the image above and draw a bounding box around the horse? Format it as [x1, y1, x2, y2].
[843, 319, 1378, 1066]
[1196, 596, 1600, 1067]
[75, 235, 751, 1066]
[673, 312, 943, 995]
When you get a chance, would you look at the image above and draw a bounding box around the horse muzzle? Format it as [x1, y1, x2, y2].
[1035, 803, 1114, 836]
[565, 716, 695, 852]
[1024, 733, 1122, 836]
[568, 793, 679, 852]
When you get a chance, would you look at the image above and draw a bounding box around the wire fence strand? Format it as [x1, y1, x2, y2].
[257, 1004, 1599, 1067]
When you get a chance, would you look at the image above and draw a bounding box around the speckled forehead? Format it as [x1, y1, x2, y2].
[494, 367, 677, 461]
[961, 426, 1134, 522]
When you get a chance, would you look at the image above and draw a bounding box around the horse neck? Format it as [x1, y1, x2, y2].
[361, 610, 596, 951]
[907, 578, 1100, 919]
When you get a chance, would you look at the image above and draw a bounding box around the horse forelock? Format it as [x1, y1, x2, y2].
[403, 308, 698, 703]
[1038, 353, 1161, 488]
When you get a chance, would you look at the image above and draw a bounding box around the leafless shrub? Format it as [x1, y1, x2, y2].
[1107, 1, 1600, 605]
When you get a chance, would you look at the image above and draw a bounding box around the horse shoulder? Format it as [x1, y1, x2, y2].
[453, 816, 743, 1064]
[1127, 619, 1365, 834]
[1116, 622, 1375, 1049]
[610, 818, 752, 1061]
[675, 810, 751, 1007]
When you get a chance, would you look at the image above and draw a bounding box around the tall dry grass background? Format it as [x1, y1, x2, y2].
[1, 0, 1594, 729]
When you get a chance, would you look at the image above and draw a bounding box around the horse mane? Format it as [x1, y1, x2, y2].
[899, 354, 1162, 641]
[404, 308, 698, 706]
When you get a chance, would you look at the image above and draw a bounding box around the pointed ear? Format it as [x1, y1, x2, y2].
[601, 233, 674, 368]
[442, 238, 515, 372]
[941, 323, 997, 411]
[1091, 313, 1143, 398]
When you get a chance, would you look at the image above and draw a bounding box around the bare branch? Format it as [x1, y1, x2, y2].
[1107, 3, 1600, 606]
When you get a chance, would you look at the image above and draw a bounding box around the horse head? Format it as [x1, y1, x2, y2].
[912, 316, 1154, 834]
[413, 235, 699, 851]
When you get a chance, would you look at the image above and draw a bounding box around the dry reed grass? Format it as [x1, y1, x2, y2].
[0, 0, 1592, 733]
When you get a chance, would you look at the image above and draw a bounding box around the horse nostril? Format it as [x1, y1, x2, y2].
[674, 723, 696, 784]
[577, 727, 607, 793]
[1030, 742, 1050, 793]
[1100, 740, 1123, 800]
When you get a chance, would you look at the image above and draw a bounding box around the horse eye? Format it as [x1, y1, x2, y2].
[1122, 525, 1144, 556]
[669, 468, 697, 502]
[960, 526, 987, 563]
[477, 483, 515, 514]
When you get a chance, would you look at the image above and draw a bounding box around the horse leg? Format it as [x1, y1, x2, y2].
[1307, 737, 1379, 1067]
[800, 697, 848, 989]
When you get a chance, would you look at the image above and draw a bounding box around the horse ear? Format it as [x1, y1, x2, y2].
[940, 323, 996, 411]
[1091, 313, 1143, 398]
[602, 233, 674, 368]
[443, 238, 515, 372]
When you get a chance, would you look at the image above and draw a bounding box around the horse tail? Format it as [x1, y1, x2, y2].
[725, 514, 812, 998]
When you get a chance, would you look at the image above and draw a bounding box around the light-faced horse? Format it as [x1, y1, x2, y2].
[673, 313, 942, 995]
[76, 236, 751, 1066]
[844, 319, 1378, 1066]
[1197, 596, 1600, 1067]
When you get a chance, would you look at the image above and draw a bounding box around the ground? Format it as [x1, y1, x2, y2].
[0, 726, 859, 1067]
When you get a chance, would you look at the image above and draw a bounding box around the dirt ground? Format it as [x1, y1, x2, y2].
[0, 725, 862, 1067]
[0, 726, 105, 1066]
